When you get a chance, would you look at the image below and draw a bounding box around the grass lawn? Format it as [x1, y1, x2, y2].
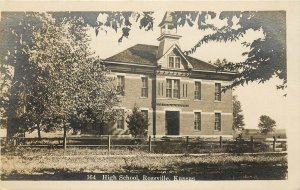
[1, 147, 287, 180]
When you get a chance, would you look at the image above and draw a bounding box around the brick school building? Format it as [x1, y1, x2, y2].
[102, 12, 235, 137]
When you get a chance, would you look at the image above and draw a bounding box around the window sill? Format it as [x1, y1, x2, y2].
[157, 98, 189, 101]
[214, 100, 222, 103]
[194, 99, 202, 102]
[214, 130, 222, 132]
[165, 67, 184, 71]
[139, 97, 148, 99]
[193, 130, 201, 132]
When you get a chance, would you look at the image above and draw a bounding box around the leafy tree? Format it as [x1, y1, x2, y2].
[28, 13, 120, 142]
[126, 107, 149, 138]
[232, 95, 245, 131]
[258, 115, 276, 134]
[170, 11, 286, 91]
[0, 12, 45, 137]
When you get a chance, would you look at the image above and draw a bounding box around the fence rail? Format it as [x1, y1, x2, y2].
[0, 135, 287, 153]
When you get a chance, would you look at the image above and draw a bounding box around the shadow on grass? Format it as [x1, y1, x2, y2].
[2, 162, 287, 180]
[172, 162, 287, 180]
[122, 161, 287, 180]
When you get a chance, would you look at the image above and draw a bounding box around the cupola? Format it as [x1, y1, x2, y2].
[157, 12, 182, 59]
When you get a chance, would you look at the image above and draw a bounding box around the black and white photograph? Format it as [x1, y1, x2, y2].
[0, 1, 299, 190]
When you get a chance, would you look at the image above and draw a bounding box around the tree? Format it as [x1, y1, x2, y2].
[232, 95, 245, 131]
[0, 12, 45, 137]
[170, 11, 286, 92]
[126, 107, 149, 138]
[258, 115, 276, 134]
[28, 13, 120, 143]
[209, 58, 230, 68]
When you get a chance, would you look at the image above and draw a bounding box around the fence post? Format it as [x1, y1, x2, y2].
[186, 136, 189, 152]
[63, 137, 67, 151]
[219, 136, 223, 148]
[108, 135, 111, 154]
[273, 136, 276, 151]
[148, 136, 152, 153]
[251, 136, 254, 151]
[13, 138, 17, 147]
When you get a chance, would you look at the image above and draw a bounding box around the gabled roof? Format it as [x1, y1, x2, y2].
[104, 44, 218, 71]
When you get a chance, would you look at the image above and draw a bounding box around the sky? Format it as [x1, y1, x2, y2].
[88, 12, 287, 129]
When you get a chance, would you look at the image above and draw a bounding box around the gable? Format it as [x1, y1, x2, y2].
[157, 45, 192, 70]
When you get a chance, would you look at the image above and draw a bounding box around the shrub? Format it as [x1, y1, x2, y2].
[126, 106, 149, 138]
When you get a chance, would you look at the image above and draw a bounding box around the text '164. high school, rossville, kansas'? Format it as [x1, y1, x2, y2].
[87, 174, 196, 181]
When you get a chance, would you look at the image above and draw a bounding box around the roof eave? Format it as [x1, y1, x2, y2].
[157, 34, 182, 41]
[102, 60, 157, 68]
[192, 69, 237, 75]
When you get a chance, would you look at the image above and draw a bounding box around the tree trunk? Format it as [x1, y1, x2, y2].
[7, 59, 28, 139]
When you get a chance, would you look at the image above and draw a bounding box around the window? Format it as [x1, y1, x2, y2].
[166, 79, 172, 98]
[214, 113, 221, 131]
[141, 77, 148, 97]
[175, 57, 181, 68]
[117, 76, 125, 96]
[194, 112, 201, 130]
[215, 83, 221, 101]
[168, 57, 174, 68]
[173, 80, 180, 98]
[117, 110, 124, 129]
[194, 82, 201, 100]
[182, 83, 188, 97]
[141, 110, 149, 122]
[158, 83, 161, 96]
[185, 84, 187, 97]
[168, 56, 181, 68]
[166, 79, 180, 99]
[182, 84, 188, 97]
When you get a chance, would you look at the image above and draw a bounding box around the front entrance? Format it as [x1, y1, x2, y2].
[165, 111, 180, 135]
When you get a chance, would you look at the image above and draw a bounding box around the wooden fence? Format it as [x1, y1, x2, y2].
[0, 135, 287, 153]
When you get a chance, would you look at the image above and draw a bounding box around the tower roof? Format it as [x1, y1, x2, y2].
[158, 12, 174, 27]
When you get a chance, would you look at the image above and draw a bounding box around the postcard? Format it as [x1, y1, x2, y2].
[0, 1, 299, 190]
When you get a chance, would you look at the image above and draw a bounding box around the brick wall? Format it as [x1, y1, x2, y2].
[155, 75, 233, 136]
[106, 71, 233, 137]
[107, 72, 153, 135]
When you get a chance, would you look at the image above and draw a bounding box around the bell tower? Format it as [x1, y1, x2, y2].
[157, 12, 182, 58]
